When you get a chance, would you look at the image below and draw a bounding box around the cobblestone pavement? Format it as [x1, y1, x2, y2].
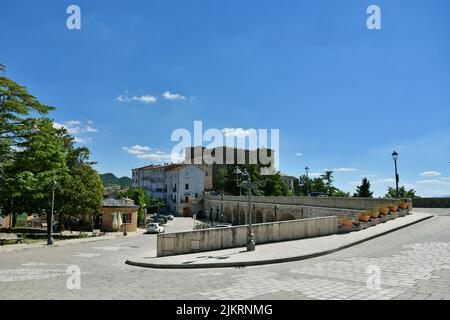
[1, 210, 450, 300]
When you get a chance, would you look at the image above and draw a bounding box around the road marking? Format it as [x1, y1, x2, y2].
[72, 253, 100, 258]
[0, 268, 68, 282]
[91, 246, 133, 251]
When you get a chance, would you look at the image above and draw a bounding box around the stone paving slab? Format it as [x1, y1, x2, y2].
[0, 229, 146, 254]
[126, 212, 433, 269]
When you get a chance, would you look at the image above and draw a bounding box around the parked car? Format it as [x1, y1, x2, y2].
[147, 223, 165, 234]
[309, 192, 328, 198]
[212, 223, 233, 228]
[150, 215, 168, 224]
[162, 214, 174, 221]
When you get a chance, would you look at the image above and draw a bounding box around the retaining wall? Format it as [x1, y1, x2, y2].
[157, 216, 337, 257]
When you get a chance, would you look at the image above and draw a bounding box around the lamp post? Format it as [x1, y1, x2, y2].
[392, 151, 400, 198]
[305, 166, 310, 197]
[47, 179, 56, 245]
[235, 168, 242, 196]
[234, 167, 256, 252]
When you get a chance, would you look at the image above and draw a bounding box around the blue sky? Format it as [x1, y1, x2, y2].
[1, 0, 450, 197]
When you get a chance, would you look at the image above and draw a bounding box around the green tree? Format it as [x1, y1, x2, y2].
[354, 178, 374, 198]
[333, 190, 351, 197]
[0, 66, 105, 229]
[262, 173, 290, 196]
[321, 171, 334, 196]
[146, 197, 166, 215]
[385, 186, 417, 199]
[0, 64, 54, 142]
[120, 187, 149, 226]
[0, 137, 13, 177]
[213, 167, 228, 193]
[1, 119, 68, 226]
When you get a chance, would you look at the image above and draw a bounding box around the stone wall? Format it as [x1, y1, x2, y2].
[203, 195, 412, 225]
[412, 198, 450, 208]
[157, 216, 337, 257]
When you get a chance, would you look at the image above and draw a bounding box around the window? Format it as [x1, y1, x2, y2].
[185, 196, 189, 203]
[123, 213, 131, 224]
[185, 183, 189, 190]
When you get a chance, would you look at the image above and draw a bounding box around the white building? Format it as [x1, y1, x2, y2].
[132, 164, 178, 199]
[132, 163, 205, 216]
[165, 165, 206, 216]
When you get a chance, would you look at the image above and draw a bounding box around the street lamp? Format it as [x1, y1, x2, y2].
[305, 166, 310, 197]
[234, 167, 242, 196]
[234, 168, 256, 252]
[392, 151, 400, 198]
[47, 179, 56, 245]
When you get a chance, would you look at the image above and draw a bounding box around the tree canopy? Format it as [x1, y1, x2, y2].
[213, 164, 291, 197]
[354, 177, 374, 198]
[385, 186, 417, 199]
[0, 64, 104, 227]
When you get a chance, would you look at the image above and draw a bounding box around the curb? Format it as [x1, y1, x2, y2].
[125, 214, 434, 269]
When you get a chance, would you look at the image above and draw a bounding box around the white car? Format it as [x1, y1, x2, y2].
[147, 223, 165, 234]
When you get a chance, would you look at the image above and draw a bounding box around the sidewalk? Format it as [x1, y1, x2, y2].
[0, 228, 146, 254]
[126, 212, 433, 269]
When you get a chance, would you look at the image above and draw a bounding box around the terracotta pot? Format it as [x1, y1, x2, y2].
[370, 212, 380, 219]
[358, 215, 370, 222]
[390, 206, 398, 213]
[399, 204, 409, 209]
[378, 208, 389, 215]
[341, 220, 353, 227]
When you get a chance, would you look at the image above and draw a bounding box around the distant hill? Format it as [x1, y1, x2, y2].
[100, 173, 132, 188]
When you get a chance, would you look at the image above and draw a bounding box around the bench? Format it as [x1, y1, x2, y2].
[0, 234, 23, 245]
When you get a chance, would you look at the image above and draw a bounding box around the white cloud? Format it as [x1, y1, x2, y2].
[123, 145, 184, 163]
[295, 153, 303, 157]
[117, 94, 157, 104]
[222, 128, 256, 138]
[85, 125, 98, 133]
[324, 167, 358, 172]
[162, 91, 186, 101]
[73, 137, 91, 144]
[136, 152, 184, 162]
[117, 95, 130, 102]
[348, 181, 361, 186]
[53, 120, 98, 144]
[416, 179, 450, 186]
[419, 171, 442, 177]
[132, 95, 157, 103]
[123, 145, 151, 155]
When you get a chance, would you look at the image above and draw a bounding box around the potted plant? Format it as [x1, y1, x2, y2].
[358, 211, 371, 223]
[389, 205, 398, 213]
[369, 209, 380, 219]
[377, 206, 389, 216]
[340, 217, 354, 228]
[398, 201, 409, 210]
